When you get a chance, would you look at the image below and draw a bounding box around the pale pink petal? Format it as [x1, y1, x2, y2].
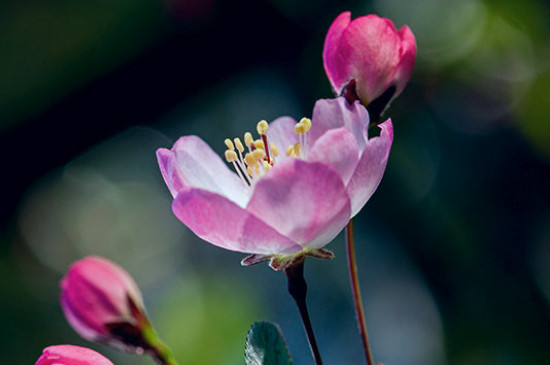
[308, 97, 369, 151]
[172, 188, 301, 255]
[246, 159, 351, 249]
[341, 15, 401, 103]
[37, 345, 115, 365]
[266, 116, 299, 163]
[157, 135, 249, 207]
[347, 118, 393, 217]
[308, 127, 360, 185]
[156, 148, 186, 198]
[391, 26, 417, 97]
[323, 11, 352, 95]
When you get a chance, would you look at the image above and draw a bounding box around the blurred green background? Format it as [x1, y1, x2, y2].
[2, 0, 550, 364]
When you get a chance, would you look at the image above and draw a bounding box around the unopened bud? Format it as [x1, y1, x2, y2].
[60, 256, 150, 353]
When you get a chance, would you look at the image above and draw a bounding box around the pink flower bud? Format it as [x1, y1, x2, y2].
[323, 12, 416, 109]
[36, 345, 114, 365]
[60, 256, 149, 352]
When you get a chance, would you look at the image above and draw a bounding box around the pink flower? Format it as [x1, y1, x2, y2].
[60, 256, 149, 351]
[157, 97, 392, 269]
[323, 12, 416, 108]
[36, 345, 114, 365]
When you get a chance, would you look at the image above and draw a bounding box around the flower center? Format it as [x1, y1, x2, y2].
[224, 118, 312, 188]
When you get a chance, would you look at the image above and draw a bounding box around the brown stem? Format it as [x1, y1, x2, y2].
[284, 261, 324, 365]
[346, 219, 375, 365]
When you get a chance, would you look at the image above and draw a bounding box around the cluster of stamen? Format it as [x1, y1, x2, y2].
[224, 118, 311, 188]
[286, 117, 311, 158]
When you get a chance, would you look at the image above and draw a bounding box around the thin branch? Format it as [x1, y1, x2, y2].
[346, 219, 375, 365]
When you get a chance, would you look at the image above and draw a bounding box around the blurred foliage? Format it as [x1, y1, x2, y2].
[0, 0, 167, 128]
[517, 68, 550, 162]
[156, 277, 263, 365]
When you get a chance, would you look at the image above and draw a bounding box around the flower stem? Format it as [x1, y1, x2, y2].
[150, 342, 179, 365]
[284, 261, 324, 365]
[143, 325, 180, 365]
[346, 219, 375, 365]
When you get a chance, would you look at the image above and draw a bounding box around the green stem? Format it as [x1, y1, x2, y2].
[284, 261, 324, 365]
[346, 219, 375, 365]
[143, 325, 180, 365]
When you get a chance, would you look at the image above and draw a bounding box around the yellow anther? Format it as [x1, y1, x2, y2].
[224, 138, 234, 151]
[244, 132, 254, 147]
[263, 161, 272, 172]
[257, 120, 269, 135]
[300, 117, 312, 132]
[286, 145, 294, 157]
[247, 166, 253, 176]
[224, 150, 238, 162]
[234, 138, 245, 153]
[254, 139, 265, 150]
[270, 142, 279, 157]
[252, 149, 265, 161]
[244, 152, 258, 166]
[254, 165, 261, 174]
[294, 122, 306, 135]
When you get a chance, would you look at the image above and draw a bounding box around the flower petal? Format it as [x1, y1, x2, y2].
[172, 188, 302, 255]
[323, 11, 352, 95]
[391, 25, 417, 97]
[38, 345, 115, 365]
[308, 127, 360, 185]
[347, 118, 393, 217]
[246, 159, 351, 249]
[309, 97, 369, 151]
[267, 116, 299, 163]
[341, 15, 401, 103]
[157, 147, 186, 198]
[157, 135, 249, 207]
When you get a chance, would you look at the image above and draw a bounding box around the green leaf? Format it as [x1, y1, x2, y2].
[244, 321, 293, 365]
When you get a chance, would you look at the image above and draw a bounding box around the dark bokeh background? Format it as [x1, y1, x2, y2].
[2, 0, 550, 364]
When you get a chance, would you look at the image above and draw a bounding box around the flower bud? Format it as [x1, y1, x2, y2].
[36, 345, 114, 365]
[323, 12, 416, 110]
[60, 256, 150, 352]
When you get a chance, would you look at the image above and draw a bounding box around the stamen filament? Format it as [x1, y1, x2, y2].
[236, 149, 250, 181]
[303, 133, 308, 159]
[238, 159, 253, 185]
[232, 161, 249, 188]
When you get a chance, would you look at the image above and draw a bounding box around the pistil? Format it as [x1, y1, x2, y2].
[256, 120, 272, 165]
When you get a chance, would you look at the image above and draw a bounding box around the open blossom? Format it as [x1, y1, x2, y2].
[157, 97, 392, 268]
[36, 345, 114, 365]
[60, 256, 149, 351]
[323, 12, 416, 108]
